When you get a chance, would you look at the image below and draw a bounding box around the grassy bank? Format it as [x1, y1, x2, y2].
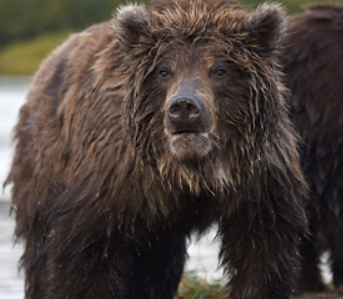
[177, 272, 227, 299]
[178, 272, 342, 299]
[0, 31, 71, 76]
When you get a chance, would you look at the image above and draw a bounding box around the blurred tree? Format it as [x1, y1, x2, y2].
[0, 0, 342, 49]
[240, 0, 343, 14]
[0, 0, 148, 48]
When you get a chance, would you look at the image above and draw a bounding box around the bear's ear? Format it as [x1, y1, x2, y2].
[243, 3, 287, 54]
[114, 4, 150, 51]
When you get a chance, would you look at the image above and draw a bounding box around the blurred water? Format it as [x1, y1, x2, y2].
[0, 77, 32, 199]
[0, 76, 223, 299]
[0, 76, 31, 299]
[0, 201, 24, 299]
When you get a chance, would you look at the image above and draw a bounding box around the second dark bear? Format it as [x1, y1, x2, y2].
[6, 0, 307, 298]
[284, 3, 343, 293]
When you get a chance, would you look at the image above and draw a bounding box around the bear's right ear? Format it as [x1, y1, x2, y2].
[114, 5, 151, 51]
[242, 3, 287, 55]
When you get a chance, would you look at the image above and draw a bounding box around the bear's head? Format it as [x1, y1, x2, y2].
[112, 0, 289, 188]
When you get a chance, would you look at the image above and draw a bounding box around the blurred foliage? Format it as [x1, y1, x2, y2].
[0, 0, 149, 48]
[0, 0, 342, 75]
[240, 0, 343, 14]
[0, 31, 70, 75]
[0, 0, 342, 49]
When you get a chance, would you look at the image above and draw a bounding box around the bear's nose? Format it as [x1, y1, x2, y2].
[168, 96, 202, 123]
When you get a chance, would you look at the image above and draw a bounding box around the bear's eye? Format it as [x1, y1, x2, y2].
[158, 67, 172, 79]
[212, 67, 227, 79]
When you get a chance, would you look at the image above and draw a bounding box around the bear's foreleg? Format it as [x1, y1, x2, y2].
[296, 227, 326, 293]
[328, 227, 343, 288]
[130, 233, 187, 299]
[20, 226, 48, 299]
[219, 203, 301, 299]
[45, 215, 187, 299]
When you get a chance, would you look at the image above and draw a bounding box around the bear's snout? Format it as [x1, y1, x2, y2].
[164, 78, 213, 159]
[165, 77, 212, 137]
[168, 95, 203, 127]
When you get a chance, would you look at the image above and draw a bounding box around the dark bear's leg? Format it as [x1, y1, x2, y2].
[332, 255, 343, 288]
[296, 234, 326, 293]
[44, 209, 140, 299]
[219, 206, 301, 299]
[329, 228, 343, 287]
[132, 234, 187, 299]
[322, 187, 343, 288]
[21, 230, 47, 299]
[45, 214, 187, 299]
[46, 233, 135, 299]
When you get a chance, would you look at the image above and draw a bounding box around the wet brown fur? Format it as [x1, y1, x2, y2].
[284, 4, 343, 294]
[7, 0, 307, 298]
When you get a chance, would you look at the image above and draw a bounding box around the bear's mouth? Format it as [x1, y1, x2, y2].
[165, 129, 212, 158]
[170, 131, 209, 142]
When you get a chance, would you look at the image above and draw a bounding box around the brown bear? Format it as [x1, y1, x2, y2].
[6, 0, 308, 298]
[284, 3, 343, 294]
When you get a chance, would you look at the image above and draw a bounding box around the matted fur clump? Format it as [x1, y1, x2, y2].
[6, 0, 307, 298]
[284, 4, 343, 294]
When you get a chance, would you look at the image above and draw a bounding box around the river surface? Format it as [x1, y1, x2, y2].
[0, 76, 30, 299]
[0, 76, 224, 299]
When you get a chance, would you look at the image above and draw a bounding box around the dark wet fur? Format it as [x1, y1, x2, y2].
[6, 0, 307, 298]
[284, 3, 343, 294]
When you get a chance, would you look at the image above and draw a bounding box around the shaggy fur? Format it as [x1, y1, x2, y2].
[6, 0, 307, 298]
[284, 4, 343, 293]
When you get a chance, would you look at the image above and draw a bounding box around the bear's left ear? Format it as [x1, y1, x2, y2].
[243, 3, 287, 54]
[114, 4, 151, 51]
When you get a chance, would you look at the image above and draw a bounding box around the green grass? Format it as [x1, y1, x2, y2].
[177, 272, 227, 299]
[0, 31, 71, 76]
[177, 272, 336, 299]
